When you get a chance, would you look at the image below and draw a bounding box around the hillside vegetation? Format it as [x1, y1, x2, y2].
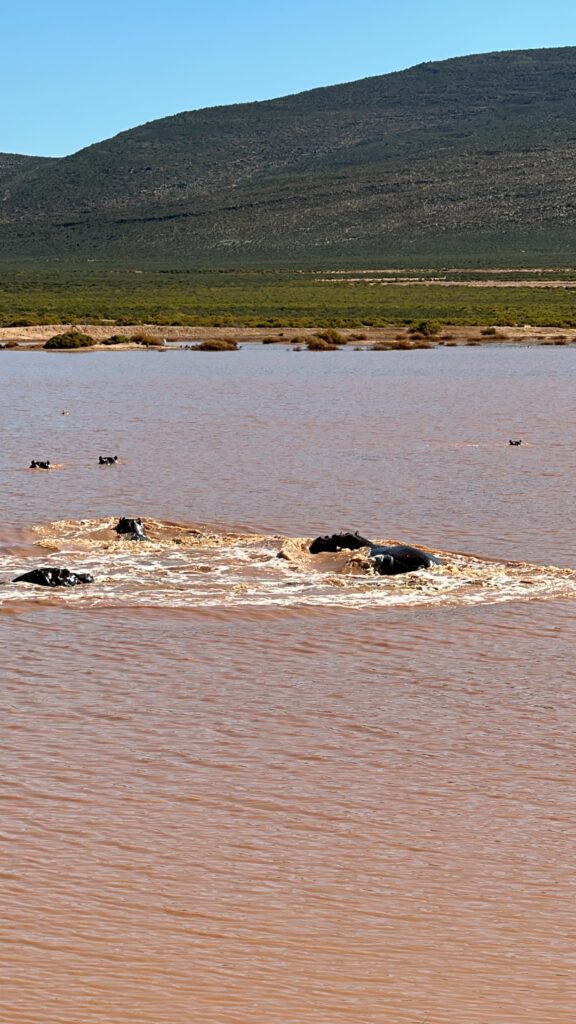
[2, 48, 576, 263]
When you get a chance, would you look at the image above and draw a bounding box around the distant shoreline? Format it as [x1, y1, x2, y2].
[1, 323, 575, 350]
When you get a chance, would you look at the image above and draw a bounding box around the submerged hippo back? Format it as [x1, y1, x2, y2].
[369, 544, 441, 576]
[13, 567, 94, 587]
[309, 531, 372, 554]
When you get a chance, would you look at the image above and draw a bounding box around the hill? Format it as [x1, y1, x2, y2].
[2, 48, 576, 264]
[0, 153, 55, 191]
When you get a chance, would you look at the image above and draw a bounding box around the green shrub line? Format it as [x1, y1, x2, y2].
[2, 264, 576, 330]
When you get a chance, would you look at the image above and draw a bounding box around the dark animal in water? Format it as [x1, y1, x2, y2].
[368, 544, 442, 576]
[13, 567, 94, 587]
[99, 455, 118, 464]
[509, 440, 522, 446]
[309, 531, 372, 554]
[114, 517, 148, 541]
[29, 460, 51, 470]
[308, 532, 441, 575]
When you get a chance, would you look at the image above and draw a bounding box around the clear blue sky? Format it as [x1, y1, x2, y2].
[2, 0, 576, 157]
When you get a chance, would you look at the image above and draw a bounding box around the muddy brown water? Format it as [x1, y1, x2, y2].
[1, 347, 576, 1023]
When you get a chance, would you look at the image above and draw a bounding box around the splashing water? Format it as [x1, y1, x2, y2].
[0, 517, 575, 610]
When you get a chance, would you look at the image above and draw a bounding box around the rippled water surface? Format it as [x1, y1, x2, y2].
[1, 347, 576, 1023]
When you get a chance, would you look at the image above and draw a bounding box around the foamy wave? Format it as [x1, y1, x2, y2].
[0, 517, 574, 609]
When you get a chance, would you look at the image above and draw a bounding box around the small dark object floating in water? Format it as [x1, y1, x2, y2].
[114, 517, 148, 541]
[13, 567, 94, 587]
[509, 439, 522, 446]
[29, 460, 51, 470]
[99, 455, 118, 464]
[308, 532, 441, 575]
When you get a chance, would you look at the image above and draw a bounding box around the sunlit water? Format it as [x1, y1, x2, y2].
[1, 347, 576, 1023]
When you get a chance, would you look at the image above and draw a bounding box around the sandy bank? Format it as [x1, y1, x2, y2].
[1, 324, 575, 348]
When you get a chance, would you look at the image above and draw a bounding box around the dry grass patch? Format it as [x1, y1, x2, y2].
[372, 339, 433, 351]
[131, 331, 164, 347]
[314, 328, 347, 344]
[306, 337, 339, 351]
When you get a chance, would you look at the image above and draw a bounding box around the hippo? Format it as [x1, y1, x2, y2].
[114, 517, 148, 541]
[308, 532, 441, 575]
[309, 531, 372, 554]
[13, 567, 94, 587]
[99, 456, 118, 465]
[29, 460, 51, 470]
[509, 439, 522, 446]
[368, 544, 442, 576]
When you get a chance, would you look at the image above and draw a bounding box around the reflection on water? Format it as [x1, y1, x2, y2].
[1, 348, 576, 1023]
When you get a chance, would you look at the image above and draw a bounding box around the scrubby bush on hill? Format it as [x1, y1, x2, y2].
[6, 316, 39, 327]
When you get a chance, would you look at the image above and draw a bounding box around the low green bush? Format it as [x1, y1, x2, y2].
[102, 334, 131, 345]
[6, 316, 39, 327]
[409, 319, 441, 337]
[44, 330, 95, 349]
[195, 339, 239, 351]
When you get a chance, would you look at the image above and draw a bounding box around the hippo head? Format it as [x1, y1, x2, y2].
[309, 531, 372, 554]
[114, 517, 148, 541]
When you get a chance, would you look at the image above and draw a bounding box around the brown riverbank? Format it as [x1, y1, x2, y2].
[1, 323, 575, 348]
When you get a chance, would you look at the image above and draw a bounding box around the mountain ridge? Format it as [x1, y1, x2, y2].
[2, 47, 576, 264]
